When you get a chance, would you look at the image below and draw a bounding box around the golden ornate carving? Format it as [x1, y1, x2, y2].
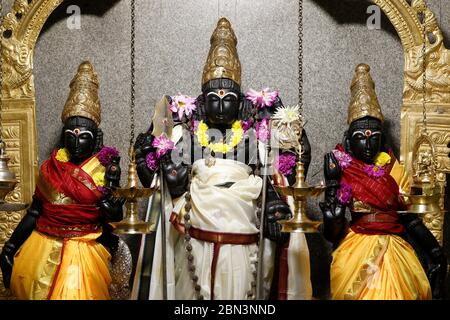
[1, 0, 65, 297]
[61, 61, 102, 126]
[372, 0, 423, 51]
[403, 2, 450, 103]
[369, 0, 450, 244]
[202, 17, 241, 86]
[347, 63, 384, 124]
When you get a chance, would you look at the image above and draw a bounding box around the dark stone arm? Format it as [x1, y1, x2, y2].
[97, 157, 125, 255]
[160, 154, 190, 199]
[319, 152, 349, 246]
[134, 123, 190, 199]
[400, 213, 447, 299]
[135, 130, 156, 188]
[96, 223, 120, 256]
[0, 196, 42, 288]
[264, 178, 291, 243]
[98, 192, 125, 223]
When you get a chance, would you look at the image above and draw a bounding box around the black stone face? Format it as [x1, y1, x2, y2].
[347, 117, 382, 164]
[203, 87, 240, 127]
[63, 116, 97, 164]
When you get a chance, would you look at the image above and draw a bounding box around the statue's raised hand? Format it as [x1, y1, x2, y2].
[324, 152, 341, 183]
[160, 154, 189, 199]
[134, 131, 156, 187]
[98, 191, 125, 223]
[320, 152, 348, 244]
[105, 155, 121, 188]
[264, 200, 292, 243]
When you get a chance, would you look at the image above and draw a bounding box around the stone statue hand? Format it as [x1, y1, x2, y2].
[319, 192, 347, 244]
[319, 199, 345, 222]
[323, 152, 342, 205]
[324, 152, 341, 182]
[98, 191, 125, 223]
[135, 132, 154, 159]
[160, 154, 189, 199]
[427, 248, 448, 299]
[0, 242, 15, 289]
[96, 224, 120, 256]
[0, 196, 42, 289]
[264, 200, 292, 243]
[134, 131, 156, 188]
[105, 155, 121, 188]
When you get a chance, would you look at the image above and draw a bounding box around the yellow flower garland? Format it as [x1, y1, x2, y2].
[55, 148, 71, 163]
[374, 152, 391, 167]
[92, 172, 106, 187]
[196, 120, 244, 153]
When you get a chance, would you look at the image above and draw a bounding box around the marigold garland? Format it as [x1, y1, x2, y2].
[55, 148, 71, 163]
[196, 120, 244, 153]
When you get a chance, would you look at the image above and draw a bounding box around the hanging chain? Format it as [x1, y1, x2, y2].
[421, 10, 427, 134]
[129, 0, 136, 151]
[298, 0, 303, 110]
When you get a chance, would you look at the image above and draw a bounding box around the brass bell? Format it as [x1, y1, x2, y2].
[0, 141, 17, 202]
[402, 134, 442, 218]
[0, 141, 28, 211]
[275, 161, 325, 233]
[110, 147, 155, 234]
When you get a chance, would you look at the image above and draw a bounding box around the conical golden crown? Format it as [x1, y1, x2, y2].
[202, 17, 241, 86]
[347, 63, 384, 124]
[61, 61, 101, 126]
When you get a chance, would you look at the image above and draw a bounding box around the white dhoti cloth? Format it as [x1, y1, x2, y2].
[147, 157, 312, 300]
[150, 158, 263, 300]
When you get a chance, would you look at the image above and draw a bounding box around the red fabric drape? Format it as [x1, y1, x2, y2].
[335, 144, 405, 235]
[35, 150, 103, 237]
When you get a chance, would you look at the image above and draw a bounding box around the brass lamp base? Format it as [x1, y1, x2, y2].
[402, 192, 442, 215]
[110, 218, 155, 235]
[274, 161, 325, 234]
[109, 194, 155, 235]
[109, 148, 156, 235]
[278, 218, 321, 233]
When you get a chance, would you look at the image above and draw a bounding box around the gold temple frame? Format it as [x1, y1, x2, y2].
[0, 0, 449, 297]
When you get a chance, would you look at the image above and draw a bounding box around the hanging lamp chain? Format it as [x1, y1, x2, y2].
[421, 11, 428, 134]
[129, 0, 136, 151]
[298, 0, 303, 110]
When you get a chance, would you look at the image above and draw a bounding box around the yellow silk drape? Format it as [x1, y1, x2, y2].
[11, 231, 111, 300]
[331, 230, 431, 300]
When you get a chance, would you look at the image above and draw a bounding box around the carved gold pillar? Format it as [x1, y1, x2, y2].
[371, 0, 450, 244]
[0, 0, 64, 298]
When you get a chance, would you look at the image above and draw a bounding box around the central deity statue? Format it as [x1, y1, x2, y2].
[132, 18, 313, 300]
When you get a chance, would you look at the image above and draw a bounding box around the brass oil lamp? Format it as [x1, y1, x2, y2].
[0, 142, 27, 212]
[275, 160, 325, 233]
[110, 147, 155, 234]
[401, 20, 444, 220]
[0, 141, 17, 202]
[270, 105, 325, 233]
[402, 134, 442, 217]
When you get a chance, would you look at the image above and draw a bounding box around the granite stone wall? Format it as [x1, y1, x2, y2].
[3, 0, 449, 299]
